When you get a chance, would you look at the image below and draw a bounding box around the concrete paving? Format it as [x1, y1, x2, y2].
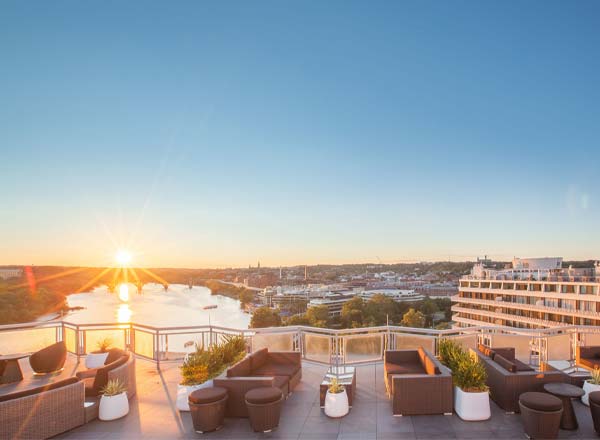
[6, 355, 598, 439]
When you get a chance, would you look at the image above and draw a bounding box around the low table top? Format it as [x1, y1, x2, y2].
[544, 382, 585, 398]
[0, 353, 31, 361]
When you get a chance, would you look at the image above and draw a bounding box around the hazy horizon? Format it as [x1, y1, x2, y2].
[2, 1, 599, 267]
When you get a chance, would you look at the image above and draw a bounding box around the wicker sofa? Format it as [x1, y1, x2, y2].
[214, 348, 301, 417]
[576, 345, 600, 370]
[0, 377, 85, 439]
[384, 347, 453, 416]
[475, 344, 569, 413]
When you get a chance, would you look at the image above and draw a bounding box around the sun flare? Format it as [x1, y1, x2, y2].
[115, 250, 132, 266]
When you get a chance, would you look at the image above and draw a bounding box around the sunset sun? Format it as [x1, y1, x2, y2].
[115, 250, 132, 266]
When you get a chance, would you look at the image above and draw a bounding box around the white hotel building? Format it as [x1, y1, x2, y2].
[452, 257, 600, 329]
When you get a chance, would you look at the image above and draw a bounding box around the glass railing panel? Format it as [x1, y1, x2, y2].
[158, 332, 208, 360]
[133, 329, 155, 359]
[446, 333, 478, 351]
[391, 333, 435, 352]
[490, 333, 531, 362]
[581, 332, 600, 347]
[64, 327, 77, 354]
[0, 327, 58, 354]
[344, 333, 383, 363]
[252, 332, 294, 352]
[304, 333, 331, 363]
[84, 329, 126, 354]
[546, 333, 572, 361]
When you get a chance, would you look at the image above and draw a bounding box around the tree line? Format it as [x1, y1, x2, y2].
[250, 294, 452, 329]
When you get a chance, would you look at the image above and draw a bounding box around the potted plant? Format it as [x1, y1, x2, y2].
[176, 335, 246, 411]
[86, 338, 112, 369]
[324, 377, 349, 418]
[583, 366, 600, 406]
[439, 339, 490, 421]
[99, 379, 129, 421]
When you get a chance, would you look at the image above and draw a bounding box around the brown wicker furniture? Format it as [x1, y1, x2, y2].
[320, 365, 356, 407]
[29, 341, 67, 375]
[475, 344, 569, 413]
[543, 382, 585, 430]
[384, 347, 453, 416]
[189, 387, 228, 433]
[518, 391, 563, 439]
[0, 353, 30, 384]
[0, 377, 85, 439]
[589, 391, 600, 433]
[214, 348, 301, 417]
[245, 386, 283, 432]
[576, 345, 600, 370]
[75, 349, 136, 399]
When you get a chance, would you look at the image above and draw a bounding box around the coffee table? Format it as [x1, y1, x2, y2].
[320, 365, 356, 408]
[0, 353, 31, 385]
[543, 382, 585, 430]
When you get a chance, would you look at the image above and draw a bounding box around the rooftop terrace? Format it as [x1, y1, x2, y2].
[3, 354, 596, 439]
[3, 321, 600, 439]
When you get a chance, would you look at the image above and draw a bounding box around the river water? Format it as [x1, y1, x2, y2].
[66, 283, 251, 329]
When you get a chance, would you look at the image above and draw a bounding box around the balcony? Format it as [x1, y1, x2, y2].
[2, 320, 600, 439]
[451, 305, 571, 328]
[452, 295, 599, 320]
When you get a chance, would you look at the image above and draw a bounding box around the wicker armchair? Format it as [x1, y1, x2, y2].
[384, 348, 453, 416]
[475, 346, 569, 412]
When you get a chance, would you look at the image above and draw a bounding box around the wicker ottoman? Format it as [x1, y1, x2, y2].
[245, 387, 283, 433]
[589, 391, 600, 434]
[518, 392, 563, 439]
[188, 387, 228, 434]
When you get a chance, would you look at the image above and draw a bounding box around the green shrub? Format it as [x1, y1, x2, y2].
[438, 338, 488, 393]
[180, 335, 247, 386]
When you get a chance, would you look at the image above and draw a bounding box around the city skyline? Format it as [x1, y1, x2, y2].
[2, 1, 599, 267]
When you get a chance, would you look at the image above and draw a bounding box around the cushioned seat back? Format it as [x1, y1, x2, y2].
[105, 348, 127, 365]
[0, 377, 79, 403]
[493, 347, 515, 361]
[92, 354, 129, 394]
[227, 356, 251, 377]
[250, 348, 268, 372]
[29, 341, 67, 373]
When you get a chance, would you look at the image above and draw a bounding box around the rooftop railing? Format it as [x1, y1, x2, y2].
[2, 319, 600, 370]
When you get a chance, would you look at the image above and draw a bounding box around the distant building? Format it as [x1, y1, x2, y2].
[308, 292, 356, 317]
[453, 257, 600, 329]
[359, 288, 425, 302]
[0, 267, 23, 280]
[244, 272, 278, 289]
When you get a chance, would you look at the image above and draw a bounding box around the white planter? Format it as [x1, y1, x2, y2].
[176, 380, 214, 411]
[99, 392, 129, 421]
[454, 386, 490, 421]
[324, 389, 349, 418]
[582, 380, 600, 406]
[85, 352, 109, 369]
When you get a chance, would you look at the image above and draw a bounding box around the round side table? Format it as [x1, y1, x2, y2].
[543, 382, 585, 430]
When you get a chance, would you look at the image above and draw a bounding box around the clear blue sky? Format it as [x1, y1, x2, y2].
[1, 1, 599, 267]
